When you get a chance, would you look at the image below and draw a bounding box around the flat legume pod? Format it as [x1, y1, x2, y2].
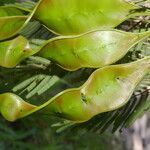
[0, 57, 149, 122]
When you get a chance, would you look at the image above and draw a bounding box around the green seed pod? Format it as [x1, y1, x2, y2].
[38, 30, 150, 71]
[0, 93, 36, 122]
[0, 30, 149, 69]
[0, 36, 35, 68]
[0, 57, 149, 122]
[34, 0, 150, 35]
[0, 0, 150, 40]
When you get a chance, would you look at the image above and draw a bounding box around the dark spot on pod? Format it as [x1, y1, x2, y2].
[23, 48, 31, 53]
[81, 92, 87, 103]
[116, 77, 120, 80]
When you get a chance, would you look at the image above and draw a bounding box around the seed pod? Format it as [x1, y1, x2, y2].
[34, 0, 150, 35]
[0, 0, 150, 40]
[0, 30, 149, 69]
[0, 57, 149, 122]
[0, 93, 36, 122]
[0, 36, 35, 68]
[38, 30, 150, 71]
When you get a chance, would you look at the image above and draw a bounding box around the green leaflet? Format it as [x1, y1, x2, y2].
[0, 29, 149, 70]
[0, 57, 149, 122]
[0, 0, 150, 41]
[0, 36, 37, 68]
[38, 29, 150, 71]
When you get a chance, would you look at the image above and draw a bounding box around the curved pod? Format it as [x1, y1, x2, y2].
[0, 30, 149, 69]
[0, 57, 149, 122]
[0, 36, 35, 68]
[34, 0, 150, 35]
[0, 0, 150, 40]
[39, 30, 150, 71]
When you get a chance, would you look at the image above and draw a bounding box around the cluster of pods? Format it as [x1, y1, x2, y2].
[0, 0, 149, 123]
